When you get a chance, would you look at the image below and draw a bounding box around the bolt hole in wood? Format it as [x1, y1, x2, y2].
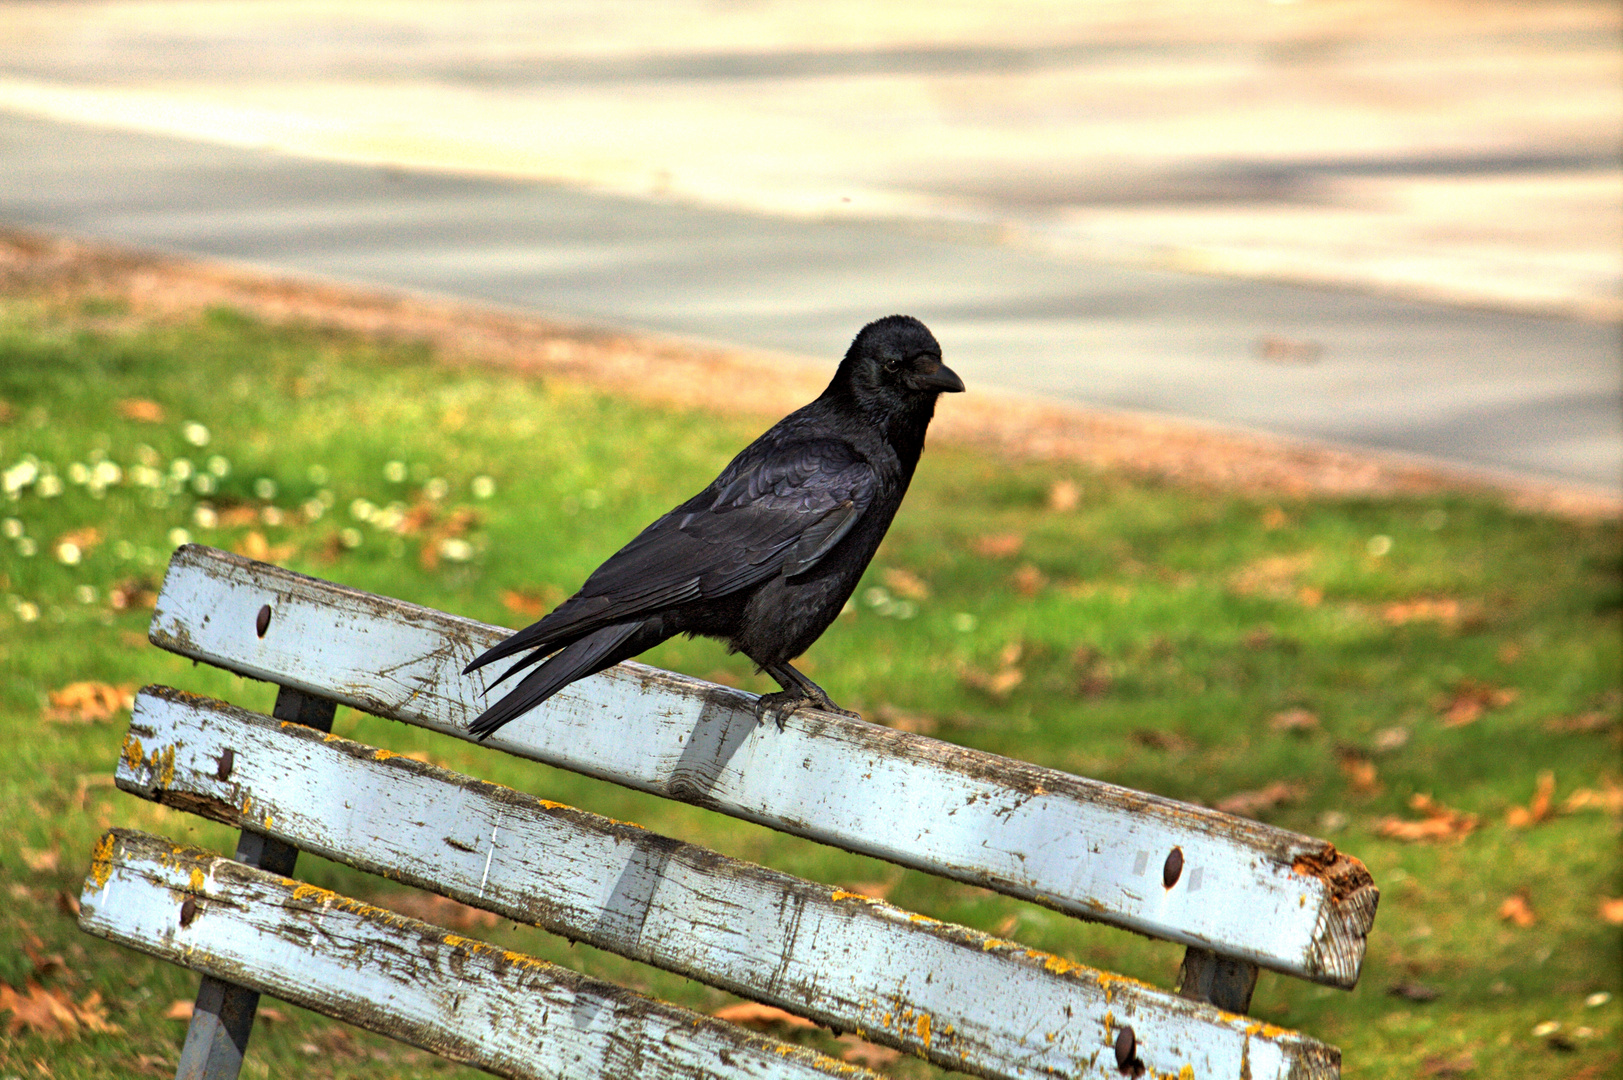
[1163, 847, 1183, 889]
[179, 897, 198, 927]
[255, 604, 271, 638]
[215, 748, 234, 782]
[1115, 1024, 1142, 1074]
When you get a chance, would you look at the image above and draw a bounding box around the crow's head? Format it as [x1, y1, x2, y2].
[838, 316, 964, 415]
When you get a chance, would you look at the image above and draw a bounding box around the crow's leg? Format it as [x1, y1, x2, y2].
[754, 661, 861, 729]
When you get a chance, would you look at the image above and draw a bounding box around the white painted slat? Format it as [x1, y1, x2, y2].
[79, 829, 879, 1080]
[149, 545, 1377, 986]
[120, 687, 1340, 1080]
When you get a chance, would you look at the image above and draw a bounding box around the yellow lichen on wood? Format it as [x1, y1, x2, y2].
[88, 832, 116, 889]
[915, 1012, 932, 1049]
[189, 867, 206, 892]
[120, 734, 144, 772]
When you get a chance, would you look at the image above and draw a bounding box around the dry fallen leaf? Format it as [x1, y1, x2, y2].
[836, 881, 896, 901]
[1420, 1051, 1475, 1077]
[972, 532, 1025, 559]
[1382, 598, 1473, 627]
[20, 847, 60, 873]
[55, 891, 81, 918]
[1498, 893, 1537, 928]
[116, 398, 166, 423]
[233, 531, 296, 563]
[1600, 898, 1623, 925]
[1375, 793, 1479, 842]
[1011, 562, 1048, 597]
[881, 567, 931, 601]
[52, 526, 103, 563]
[1, 983, 121, 1039]
[44, 681, 135, 723]
[380, 891, 499, 931]
[1387, 980, 1441, 1002]
[1047, 479, 1080, 512]
[1216, 781, 1302, 818]
[839, 1034, 902, 1068]
[109, 577, 158, 610]
[1562, 778, 1623, 815]
[1260, 506, 1289, 530]
[1544, 711, 1618, 735]
[873, 704, 937, 734]
[1437, 679, 1518, 728]
[1132, 729, 1194, 753]
[163, 999, 194, 1021]
[500, 588, 562, 618]
[712, 1002, 819, 1031]
[1270, 708, 1319, 735]
[1506, 770, 1557, 828]
[1338, 753, 1382, 795]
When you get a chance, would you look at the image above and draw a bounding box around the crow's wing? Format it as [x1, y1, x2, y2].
[464, 438, 876, 675]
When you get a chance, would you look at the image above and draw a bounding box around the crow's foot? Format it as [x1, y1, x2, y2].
[753, 688, 861, 731]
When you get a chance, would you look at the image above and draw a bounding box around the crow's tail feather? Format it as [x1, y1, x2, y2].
[466, 619, 661, 740]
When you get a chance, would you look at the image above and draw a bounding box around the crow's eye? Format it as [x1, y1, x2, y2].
[881, 357, 901, 374]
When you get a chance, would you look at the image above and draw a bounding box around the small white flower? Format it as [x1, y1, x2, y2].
[951, 612, 978, 633]
[1587, 992, 1612, 1008]
[56, 541, 81, 565]
[15, 600, 39, 622]
[191, 474, 216, 495]
[114, 540, 136, 559]
[170, 458, 194, 481]
[302, 499, 325, 521]
[253, 478, 278, 501]
[471, 475, 496, 499]
[1367, 535, 1393, 557]
[1532, 1021, 1560, 1038]
[3, 459, 39, 494]
[424, 478, 449, 501]
[383, 460, 408, 483]
[261, 506, 284, 527]
[349, 498, 376, 522]
[1, 518, 21, 539]
[67, 461, 90, 484]
[182, 421, 211, 447]
[37, 474, 63, 497]
[168, 527, 192, 547]
[75, 585, 98, 604]
[207, 455, 231, 478]
[91, 461, 122, 486]
[193, 505, 218, 529]
[15, 536, 36, 557]
[438, 537, 473, 563]
[307, 464, 329, 485]
[339, 527, 363, 549]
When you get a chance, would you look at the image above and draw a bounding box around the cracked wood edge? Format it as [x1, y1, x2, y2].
[148, 544, 1378, 986]
[119, 687, 1341, 1080]
[80, 829, 879, 1080]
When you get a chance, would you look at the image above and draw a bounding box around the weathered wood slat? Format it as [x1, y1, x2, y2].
[150, 545, 1377, 986]
[79, 829, 880, 1080]
[121, 687, 1340, 1080]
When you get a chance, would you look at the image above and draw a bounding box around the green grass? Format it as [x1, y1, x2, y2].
[0, 297, 1617, 1078]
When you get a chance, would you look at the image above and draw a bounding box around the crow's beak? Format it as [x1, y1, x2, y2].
[922, 363, 965, 393]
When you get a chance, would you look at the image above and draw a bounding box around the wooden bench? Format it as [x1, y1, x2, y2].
[79, 544, 1379, 1079]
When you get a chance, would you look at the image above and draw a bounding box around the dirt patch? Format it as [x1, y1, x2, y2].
[3, 227, 1615, 519]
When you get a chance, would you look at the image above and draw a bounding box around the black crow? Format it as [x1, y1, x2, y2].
[463, 315, 963, 739]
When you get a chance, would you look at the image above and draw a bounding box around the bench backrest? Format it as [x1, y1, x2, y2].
[81, 545, 1377, 1080]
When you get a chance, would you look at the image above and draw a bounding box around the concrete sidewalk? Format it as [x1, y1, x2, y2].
[1, 0, 1618, 319]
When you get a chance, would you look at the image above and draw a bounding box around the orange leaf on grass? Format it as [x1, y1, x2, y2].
[1600, 898, 1623, 925]
[1270, 708, 1319, 735]
[1498, 893, 1536, 927]
[233, 531, 296, 563]
[971, 532, 1025, 558]
[839, 1034, 902, 1067]
[500, 587, 563, 618]
[881, 567, 931, 601]
[44, 682, 135, 723]
[1505, 770, 1557, 828]
[1, 982, 121, 1039]
[1375, 793, 1478, 842]
[116, 399, 166, 423]
[1437, 679, 1518, 727]
[1047, 479, 1080, 512]
[1215, 781, 1303, 818]
[712, 1002, 819, 1031]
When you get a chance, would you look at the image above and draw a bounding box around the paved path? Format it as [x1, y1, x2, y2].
[4, 111, 1616, 492]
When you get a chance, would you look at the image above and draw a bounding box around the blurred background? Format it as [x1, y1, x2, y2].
[1, 0, 1618, 491]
